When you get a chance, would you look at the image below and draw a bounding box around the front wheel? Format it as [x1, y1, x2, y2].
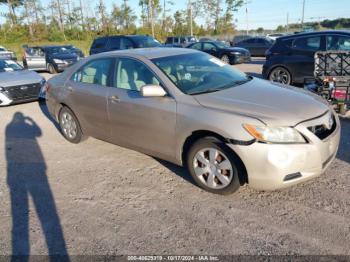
[221, 54, 230, 64]
[187, 137, 242, 195]
[59, 107, 83, 144]
[48, 63, 57, 74]
[268, 66, 292, 85]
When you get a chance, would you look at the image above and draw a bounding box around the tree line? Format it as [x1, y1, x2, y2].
[0, 0, 244, 43]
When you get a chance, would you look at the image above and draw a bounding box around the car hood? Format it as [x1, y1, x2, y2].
[51, 53, 78, 60]
[193, 78, 329, 126]
[223, 47, 249, 53]
[0, 70, 43, 87]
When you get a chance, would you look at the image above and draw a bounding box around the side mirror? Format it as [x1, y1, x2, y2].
[140, 85, 167, 97]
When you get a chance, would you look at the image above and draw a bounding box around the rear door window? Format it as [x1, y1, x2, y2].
[72, 58, 113, 86]
[108, 37, 120, 50]
[293, 36, 321, 51]
[327, 35, 350, 51]
[120, 37, 134, 49]
[165, 37, 173, 44]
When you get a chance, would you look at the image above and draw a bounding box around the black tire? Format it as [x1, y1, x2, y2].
[268, 66, 292, 85]
[58, 106, 83, 144]
[186, 137, 242, 195]
[48, 63, 57, 74]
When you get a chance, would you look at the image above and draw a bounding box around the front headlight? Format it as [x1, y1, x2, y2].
[53, 59, 65, 64]
[243, 124, 306, 144]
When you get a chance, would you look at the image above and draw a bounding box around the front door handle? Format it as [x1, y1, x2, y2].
[66, 86, 73, 92]
[109, 95, 120, 103]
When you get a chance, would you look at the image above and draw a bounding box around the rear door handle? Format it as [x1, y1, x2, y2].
[66, 86, 73, 92]
[109, 95, 120, 103]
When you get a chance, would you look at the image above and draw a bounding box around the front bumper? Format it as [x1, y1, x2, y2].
[232, 54, 251, 64]
[228, 112, 341, 191]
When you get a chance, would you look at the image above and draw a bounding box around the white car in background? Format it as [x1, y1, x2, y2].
[0, 46, 17, 61]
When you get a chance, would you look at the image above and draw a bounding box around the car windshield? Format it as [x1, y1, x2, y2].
[152, 53, 251, 95]
[0, 47, 6, 52]
[0, 59, 23, 72]
[133, 36, 161, 48]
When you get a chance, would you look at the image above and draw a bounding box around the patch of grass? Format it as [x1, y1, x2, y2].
[0, 40, 93, 58]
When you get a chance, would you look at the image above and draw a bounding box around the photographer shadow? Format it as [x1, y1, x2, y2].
[6, 112, 69, 261]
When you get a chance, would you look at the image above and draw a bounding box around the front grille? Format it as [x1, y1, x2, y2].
[307, 114, 336, 140]
[6, 83, 41, 101]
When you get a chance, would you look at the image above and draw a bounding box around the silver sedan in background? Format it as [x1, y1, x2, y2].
[0, 59, 46, 106]
[46, 48, 340, 195]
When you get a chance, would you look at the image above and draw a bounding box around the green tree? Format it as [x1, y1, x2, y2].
[256, 27, 264, 34]
[0, 0, 24, 25]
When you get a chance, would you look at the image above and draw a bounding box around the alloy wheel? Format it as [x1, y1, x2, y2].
[221, 55, 230, 64]
[193, 147, 233, 189]
[269, 67, 291, 85]
[60, 112, 78, 139]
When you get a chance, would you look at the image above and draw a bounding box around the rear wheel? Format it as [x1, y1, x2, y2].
[59, 107, 83, 144]
[187, 137, 241, 195]
[269, 66, 292, 85]
[48, 63, 57, 74]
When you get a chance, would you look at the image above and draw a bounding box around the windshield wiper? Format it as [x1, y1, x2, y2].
[189, 88, 223, 95]
[189, 77, 252, 95]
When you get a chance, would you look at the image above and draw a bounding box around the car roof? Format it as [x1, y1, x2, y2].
[94, 35, 151, 40]
[93, 47, 198, 60]
[279, 30, 350, 40]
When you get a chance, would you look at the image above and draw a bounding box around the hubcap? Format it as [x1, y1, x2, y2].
[270, 68, 290, 84]
[193, 148, 233, 189]
[221, 55, 230, 64]
[60, 112, 77, 139]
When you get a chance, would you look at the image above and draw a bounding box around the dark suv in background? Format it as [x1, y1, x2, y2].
[262, 30, 350, 85]
[89, 35, 161, 55]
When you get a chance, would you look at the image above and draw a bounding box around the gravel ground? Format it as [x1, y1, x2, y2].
[0, 59, 349, 256]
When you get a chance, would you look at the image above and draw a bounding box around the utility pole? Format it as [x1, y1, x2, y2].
[189, 0, 193, 36]
[301, 0, 305, 28]
[286, 12, 289, 33]
[245, 0, 249, 35]
[149, 0, 154, 37]
[79, 0, 85, 31]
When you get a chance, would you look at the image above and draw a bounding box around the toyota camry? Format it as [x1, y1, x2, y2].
[46, 48, 340, 194]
